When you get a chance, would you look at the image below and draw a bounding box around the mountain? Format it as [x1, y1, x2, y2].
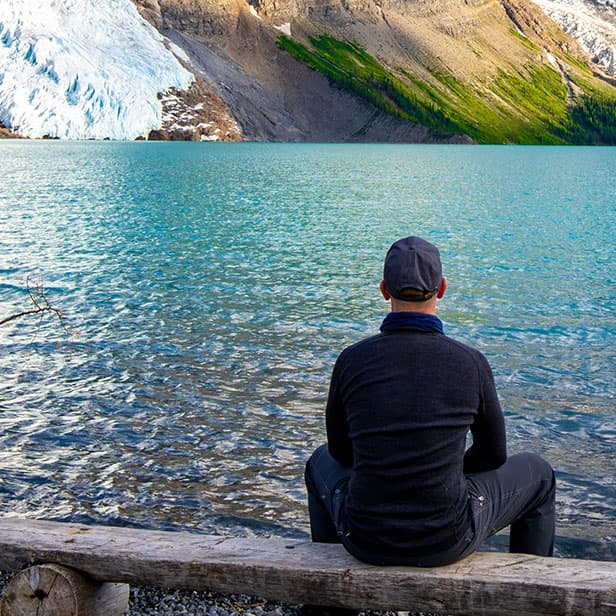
[145, 0, 616, 143]
[1, 0, 615, 142]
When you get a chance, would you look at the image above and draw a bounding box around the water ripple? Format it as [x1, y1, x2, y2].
[0, 142, 614, 559]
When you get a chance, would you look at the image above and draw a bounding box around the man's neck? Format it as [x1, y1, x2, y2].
[390, 299, 437, 315]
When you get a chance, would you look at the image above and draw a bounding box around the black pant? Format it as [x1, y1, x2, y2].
[305, 444, 555, 566]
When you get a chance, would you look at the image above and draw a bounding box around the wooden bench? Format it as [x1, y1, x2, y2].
[0, 518, 614, 615]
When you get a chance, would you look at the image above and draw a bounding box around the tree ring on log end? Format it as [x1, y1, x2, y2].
[0, 563, 129, 616]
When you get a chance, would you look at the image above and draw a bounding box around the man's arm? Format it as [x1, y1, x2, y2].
[325, 357, 354, 467]
[463, 353, 507, 474]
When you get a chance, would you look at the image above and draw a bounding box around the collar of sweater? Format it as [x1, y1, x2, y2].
[380, 311, 444, 334]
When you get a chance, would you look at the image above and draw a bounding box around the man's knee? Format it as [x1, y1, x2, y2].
[514, 452, 554, 483]
[510, 452, 556, 506]
[305, 443, 330, 491]
[306, 444, 328, 474]
[524, 452, 552, 472]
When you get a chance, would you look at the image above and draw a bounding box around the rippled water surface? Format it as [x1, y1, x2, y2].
[0, 142, 614, 559]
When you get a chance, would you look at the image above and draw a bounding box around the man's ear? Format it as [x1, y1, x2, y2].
[380, 280, 391, 300]
[437, 277, 447, 299]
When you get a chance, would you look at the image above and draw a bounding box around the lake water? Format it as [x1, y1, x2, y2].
[0, 142, 614, 560]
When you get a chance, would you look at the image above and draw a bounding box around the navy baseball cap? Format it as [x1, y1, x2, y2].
[383, 236, 443, 301]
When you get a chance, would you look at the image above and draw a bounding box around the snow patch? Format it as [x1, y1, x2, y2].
[274, 23, 292, 37]
[0, 0, 194, 139]
[167, 40, 192, 67]
[249, 5, 262, 20]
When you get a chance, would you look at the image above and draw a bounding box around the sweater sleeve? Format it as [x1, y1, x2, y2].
[325, 356, 354, 467]
[463, 352, 507, 474]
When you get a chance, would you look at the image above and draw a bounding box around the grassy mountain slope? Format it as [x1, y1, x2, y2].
[274, 1, 616, 144]
[278, 32, 616, 144]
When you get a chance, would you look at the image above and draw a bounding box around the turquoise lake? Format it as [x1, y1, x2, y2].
[0, 142, 614, 560]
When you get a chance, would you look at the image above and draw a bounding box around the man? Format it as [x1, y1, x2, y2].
[305, 236, 555, 566]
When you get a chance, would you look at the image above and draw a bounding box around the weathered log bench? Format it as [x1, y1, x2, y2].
[0, 518, 614, 615]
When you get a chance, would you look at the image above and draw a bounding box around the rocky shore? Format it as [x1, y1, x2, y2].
[0, 122, 21, 139]
[128, 586, 302, 616]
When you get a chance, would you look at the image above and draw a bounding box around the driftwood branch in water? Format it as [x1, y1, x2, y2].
[0, 277, 66, 329]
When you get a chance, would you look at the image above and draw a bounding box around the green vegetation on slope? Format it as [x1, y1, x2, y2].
[277, 34, 616, 144]
[570, 91, 616, 144]
[277, 35, 459, 135]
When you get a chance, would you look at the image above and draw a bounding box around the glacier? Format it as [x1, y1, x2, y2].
[0, 0, 193, 140]
[532, 0, 616, 75]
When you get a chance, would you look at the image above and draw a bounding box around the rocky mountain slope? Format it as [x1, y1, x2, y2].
[132, 0, 616, 143]
[1, 0, 615, 142]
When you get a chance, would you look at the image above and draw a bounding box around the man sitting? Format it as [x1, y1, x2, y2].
[305, 236, 555, 566]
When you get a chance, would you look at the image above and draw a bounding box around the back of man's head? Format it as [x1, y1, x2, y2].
[383, 236, 443, 302]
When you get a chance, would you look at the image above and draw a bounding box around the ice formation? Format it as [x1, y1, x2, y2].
[0, 0, 194, 139]
[532, 0, 616, 75]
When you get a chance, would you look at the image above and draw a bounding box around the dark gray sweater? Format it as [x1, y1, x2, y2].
[326, 313, 507, 562]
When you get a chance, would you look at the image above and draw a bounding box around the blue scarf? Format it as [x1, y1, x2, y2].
[380, 311, 444, 334]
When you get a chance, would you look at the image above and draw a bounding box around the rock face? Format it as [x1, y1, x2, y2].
[163, 24, 469, 143]
[149, 77, 242, 141]
[153, 0, 472, 142]
[0, 121, 21, 139]
[134, 0, 164, 27]
[155, 0, 246, 36]
[251, 0, 381, 20]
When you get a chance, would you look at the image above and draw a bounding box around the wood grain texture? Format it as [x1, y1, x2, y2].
[0, 518, 614, 616]
[0, 563, 129, 616]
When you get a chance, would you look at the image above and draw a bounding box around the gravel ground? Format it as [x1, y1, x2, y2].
[128, 586, 306, 616]
[1, 571, 437, 616]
